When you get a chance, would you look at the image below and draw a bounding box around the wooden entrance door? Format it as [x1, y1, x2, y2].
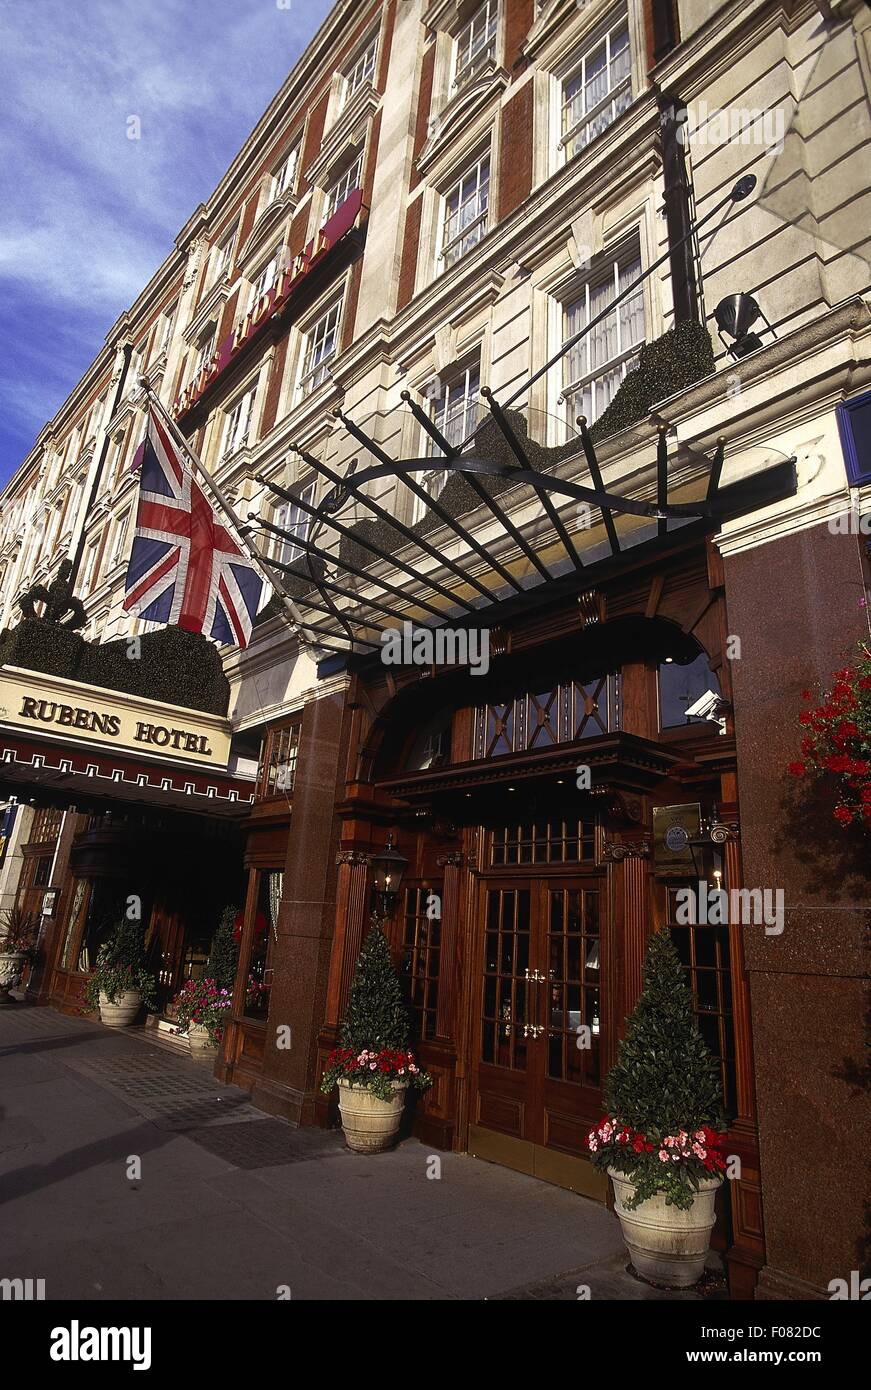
[470, 876, 607, 1195]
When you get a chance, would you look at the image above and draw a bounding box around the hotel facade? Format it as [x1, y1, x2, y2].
[1, 0, 869, 1302]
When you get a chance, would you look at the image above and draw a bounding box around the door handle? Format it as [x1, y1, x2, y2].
[523, 968, 545, 1037]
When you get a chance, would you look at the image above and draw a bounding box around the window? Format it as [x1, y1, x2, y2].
[411, 362, 481, 522]
[560, 15, 631, 160]
[490, 818, 597, 866]
[269, 144, 299, 204]
[440, 153, 490, 270]
[324, 152, 363, 223]
[157, 303, 176, 355]
[257, 721, 301, 799]
[108, 511, 129, 569]
[401, 885, 442, 1041]
[473, 674, 622, 758]
[220, 385, 257, 459]
[299, 298, 342, 397]
[249, 251, 281, 311]
[659, 654, 721, 730]
[563, 245, 644, 424]
[81, 540, 100, 594]
[428, 360, 480, 453]
[837, 390, 871, 485]
[342, 31, 378, 108]
[243, 869, 283, 1019]
[194, 327, 216, 379]
[454, 0, 498, 88]
[273, 480, 316, 565]
[666, 886, 736, 1115]
[209, 226, 236, 286]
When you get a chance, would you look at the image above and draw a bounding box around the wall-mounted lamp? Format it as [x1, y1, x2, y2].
[713, 293, 774, 360]
[370, 834, 409, 918]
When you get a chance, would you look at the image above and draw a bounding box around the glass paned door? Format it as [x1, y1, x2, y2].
[475, 876, 604, 1153]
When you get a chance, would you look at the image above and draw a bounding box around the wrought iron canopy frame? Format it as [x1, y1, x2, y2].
[245, 173, 797, 655]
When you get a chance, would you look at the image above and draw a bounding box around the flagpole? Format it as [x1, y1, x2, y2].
[137, 381, 330, 652]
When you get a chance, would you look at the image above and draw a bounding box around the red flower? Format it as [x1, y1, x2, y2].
[834, 806, 853, 825]
[801, 689, 812, 700]
[788, 762, 806, 777]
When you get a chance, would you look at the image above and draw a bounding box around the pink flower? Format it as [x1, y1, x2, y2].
[692, 1143, 706, 1158]
[658, 1149, 668, 1162]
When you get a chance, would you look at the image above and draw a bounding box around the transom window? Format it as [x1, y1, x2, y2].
[299, 298, 342, 397]
[441, 152, 490, 270]
[256, 722, 301, 800]
[273, 479, 316, 565]
[454, 0, 498, 88]
[473, 674, 621, 759]
[401, 885, 442, 1041]
[560, 15, 631, 161]
[221, 385, 257, 459]
[490, 818, 596, 866]
[325, 152, 363, 223]
[342, 32, 378, 107]
[563, 245, 644, 424]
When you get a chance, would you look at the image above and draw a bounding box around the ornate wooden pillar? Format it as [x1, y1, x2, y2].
[434, 850, 464, 1044]
[323, 850, 371, 1030]
[601, 833, 651, 1071]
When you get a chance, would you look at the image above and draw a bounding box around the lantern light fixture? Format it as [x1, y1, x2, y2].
[370, 834, 409, 917]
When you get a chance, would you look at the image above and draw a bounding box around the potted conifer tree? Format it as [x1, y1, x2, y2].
[321, 921, 431, 1153]
[586, 929, 729, 1288]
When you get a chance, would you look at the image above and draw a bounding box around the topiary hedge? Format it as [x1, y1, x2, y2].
[0, 618, 230, 715]
[589, 320, 715, 443]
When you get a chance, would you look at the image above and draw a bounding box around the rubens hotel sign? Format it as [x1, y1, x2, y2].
[174, 188, 364, 419]
[0, 666, 232, 769]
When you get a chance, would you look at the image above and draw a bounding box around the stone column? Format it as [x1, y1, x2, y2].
[253, 689, 349, 1126]
[722, 522, 870, 1299]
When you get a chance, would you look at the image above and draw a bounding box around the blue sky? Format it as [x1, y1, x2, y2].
[0, 0, 335, 486]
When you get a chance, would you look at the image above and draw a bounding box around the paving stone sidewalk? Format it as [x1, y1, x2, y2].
[0, 1004, 716, 1301]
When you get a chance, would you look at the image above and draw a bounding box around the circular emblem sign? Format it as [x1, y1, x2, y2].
[665, 825, 689, 852]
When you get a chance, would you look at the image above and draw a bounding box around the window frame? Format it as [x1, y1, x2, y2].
[272, 479, 317, 565]
[268, 142, 301, 205]
[297, 296, 343, 400]
[452, 0, 499, 91]
[837, 389, 871, 486]
[220, 383, 258, 460]
[341, 30, 379, 110]
[324, 150, 364, 225]
[438, 149, 491, 273]
[557, 9, 633, 166]
[559, 237, 645, 427]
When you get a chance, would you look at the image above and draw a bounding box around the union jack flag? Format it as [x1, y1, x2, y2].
[123, 405, 263, 648]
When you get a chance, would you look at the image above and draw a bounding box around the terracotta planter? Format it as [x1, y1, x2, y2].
[337, 1079, 408, 1153]
[608, 1167, 722, 1288]
[0, 952, 25, 1007]
[187, 1023, 216, 1059]
[98, 989, 142, 1028]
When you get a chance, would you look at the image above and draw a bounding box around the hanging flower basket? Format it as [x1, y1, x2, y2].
[788, 645, 871, 832]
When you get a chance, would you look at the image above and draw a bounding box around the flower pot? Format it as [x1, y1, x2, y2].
[98, 989, 142, 1028]
[608, 1168, 722, 1288]
[187, 1023, 216, 1059]
[337, 1078, 408, 1153]
[0, 952, 25, 1007]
